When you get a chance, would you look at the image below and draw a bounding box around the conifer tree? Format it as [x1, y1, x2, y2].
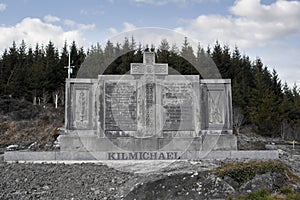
[180, 37, 196, 75]
[5, 41, 18, 95]
[248, 58, 281, 136]
[157, 39, 170, 64]
[133, 43, 143, 63]
[44, 41, 60, 100]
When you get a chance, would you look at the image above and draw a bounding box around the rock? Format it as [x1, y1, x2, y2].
[239, 172, 289, 193]
[28, 142, 37, 149]
[6, 144, 19, 151]
[240, 172, 273, 193]
[223, 175, 239, 189]
[124, 171, 235, 200]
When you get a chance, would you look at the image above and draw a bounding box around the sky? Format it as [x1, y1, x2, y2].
[0, 0, 299, 86]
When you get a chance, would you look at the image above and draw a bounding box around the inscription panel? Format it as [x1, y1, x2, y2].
[145, 83, 155, 127]
[154, 64, 168, 75]
[144, 82, 156, 136]
[105, 81, 137, 131]
[130, 64, 168, 75]
[208, 89, 225, 126]
[130, 64, 145, 74]
[162, 82, 194, 130]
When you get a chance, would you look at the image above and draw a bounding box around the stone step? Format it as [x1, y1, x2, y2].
[4, 150, 279, 162]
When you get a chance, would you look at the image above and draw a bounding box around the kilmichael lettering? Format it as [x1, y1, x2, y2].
[107, 151, 179, 160]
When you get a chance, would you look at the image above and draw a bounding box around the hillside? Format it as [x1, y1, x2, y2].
[0, 96, 63, 154]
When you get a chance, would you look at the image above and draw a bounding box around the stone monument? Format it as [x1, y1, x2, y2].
[59, 51, 236, 160]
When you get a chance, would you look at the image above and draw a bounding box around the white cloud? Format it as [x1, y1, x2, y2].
[0, 17, 92, 53]
[108, 22, 137, 35]
[123, 22, 137, 32]
[106, 0, 300, 86]
[230, 0, 300, 22]
[78, 24, 95, 31]
[44, 15, 60, 23]
[0, 3, 6, 12]
[107, 27, 118, 35]
[64, 19, 76, 27]
[80, 9, 105, 16]
[174, 0, 300, 49]
[64, 19, 95, 31]
[173, 0, 300, 86]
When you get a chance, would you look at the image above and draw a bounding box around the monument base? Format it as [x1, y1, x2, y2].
[58, 131, 237, 152]
[4, 150, 279, 161]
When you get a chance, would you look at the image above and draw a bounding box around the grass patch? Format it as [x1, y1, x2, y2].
[280, 186, 293, 195]
[227, 189, 300, 200]
[287, 193, 300, 199]
[216, 161, 299, 186]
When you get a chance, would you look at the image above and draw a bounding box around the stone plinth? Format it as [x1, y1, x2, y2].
[4, 150, 279, 161]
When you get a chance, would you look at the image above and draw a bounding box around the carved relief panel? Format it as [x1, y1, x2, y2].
[208, 90, 225, 125]
[70, 83, 93, 130]
[201, 80, 232, 132]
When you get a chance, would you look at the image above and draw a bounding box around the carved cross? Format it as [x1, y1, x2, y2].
[130, 51, 168, 136]
[130, 52, 168, 75]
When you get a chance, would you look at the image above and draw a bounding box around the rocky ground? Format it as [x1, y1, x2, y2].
[1, 97, 300, 199]
[0, 154, 300, 199]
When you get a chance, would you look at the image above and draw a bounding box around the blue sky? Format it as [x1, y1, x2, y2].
[0, 0, 299, 86]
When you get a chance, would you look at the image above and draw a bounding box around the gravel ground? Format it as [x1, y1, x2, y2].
[1, 153, 299, 200]
[0, 162, 140, 200]
[0, 159, 229, 200]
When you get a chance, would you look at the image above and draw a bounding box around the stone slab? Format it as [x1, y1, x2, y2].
[4, 150, 279, 162]
[230, 150, 279, 160]
[180, 151, 231, 160]
[4, 151, 56, 161]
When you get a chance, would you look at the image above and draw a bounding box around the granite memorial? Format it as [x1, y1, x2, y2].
[59, 51, 237, 160]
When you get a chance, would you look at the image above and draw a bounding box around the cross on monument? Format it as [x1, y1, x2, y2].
[130, 51, 169, 137]
[64, 50, 74, 79]
[130, 52, 168, 75]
